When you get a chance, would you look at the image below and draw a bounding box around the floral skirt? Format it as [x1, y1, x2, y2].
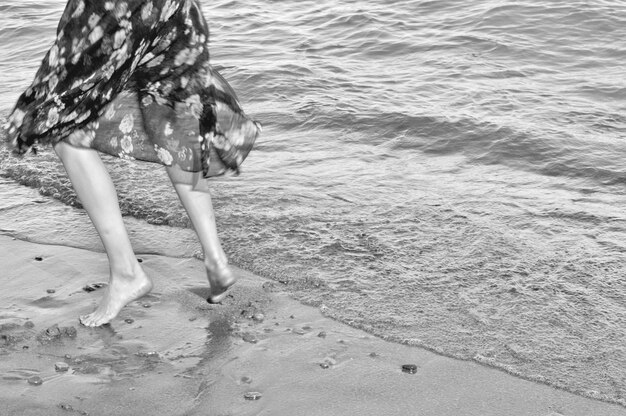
[6, 0, 260, 179]
[67, 66, 260, 178]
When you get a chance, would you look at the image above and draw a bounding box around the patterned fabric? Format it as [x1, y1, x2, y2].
[5, 0, 260, 177]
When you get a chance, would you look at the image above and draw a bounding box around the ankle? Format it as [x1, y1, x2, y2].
[204, 255, 228, 273]
[110, 259, 143, 280]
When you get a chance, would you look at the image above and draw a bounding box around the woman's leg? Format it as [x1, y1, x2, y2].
[165, 167, 236, 303]
[54, 141, 153, 326]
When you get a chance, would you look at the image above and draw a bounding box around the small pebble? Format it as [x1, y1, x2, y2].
[252, 313, 265, 322]
[58, 403, 74, 412]
[65, 354, 72, 359]
[62, 326, 77, 338]
[142, 304, 151, 308]
[293, 329, 305, 335]
[34, 256, 43, 262]
[78, 364, 99, 374]
[302, 325, 311, 330]
[23, 321, 35, 329]
[240, 376, 253, 384]
[242, 333, 258, 344]
[22, 345, 29, 350]
[137, 258, 143, 263]
[317, 331, 327, 338]
[289, 315, 295, 319]
[320, 357, 336, 369]
[244, 391, 262, 400]
[369, 352, 378, 358]
[46, 289, 56, 294]
[263, 328, 273, 333]
[46, 326, 61, 337]
[27, 376, 43, 386]
[188, 317, 197, 322]
[324, 357, 337, 366]
[55, 362, 70, 372]
[402, 364, 418, 374]
[136, 351, 159, 359]
[82, 283, 104, 293]
[124, 318, 134, 324]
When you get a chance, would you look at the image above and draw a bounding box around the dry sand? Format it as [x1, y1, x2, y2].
[1, 179, 625, 416]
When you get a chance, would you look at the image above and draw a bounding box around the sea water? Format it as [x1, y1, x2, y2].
[1, 0, 626, 405]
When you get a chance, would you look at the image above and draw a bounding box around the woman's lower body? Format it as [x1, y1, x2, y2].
[54, 139, 236, 327]
[52, 81, 257, 326]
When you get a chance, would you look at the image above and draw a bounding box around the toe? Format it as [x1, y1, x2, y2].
[79, 314, 92, 327]
[80, 312, 105, 327]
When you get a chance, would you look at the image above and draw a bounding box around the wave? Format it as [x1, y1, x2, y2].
[259, 104, 626, 187]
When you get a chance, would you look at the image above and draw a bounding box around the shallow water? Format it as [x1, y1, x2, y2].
[2, 0, 626, 405]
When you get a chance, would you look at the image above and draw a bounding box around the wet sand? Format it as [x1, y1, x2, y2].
[1, 181, 625, 416]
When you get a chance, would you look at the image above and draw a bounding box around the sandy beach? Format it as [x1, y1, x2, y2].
[0, 179, 624, 416]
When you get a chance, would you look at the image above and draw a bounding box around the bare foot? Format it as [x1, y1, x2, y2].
[80, 263, 153, 327]
[206, 260, 237, 304]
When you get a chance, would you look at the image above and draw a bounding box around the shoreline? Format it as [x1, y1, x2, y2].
[0, 176, 625, 415]
[1, 235, 625, 416]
